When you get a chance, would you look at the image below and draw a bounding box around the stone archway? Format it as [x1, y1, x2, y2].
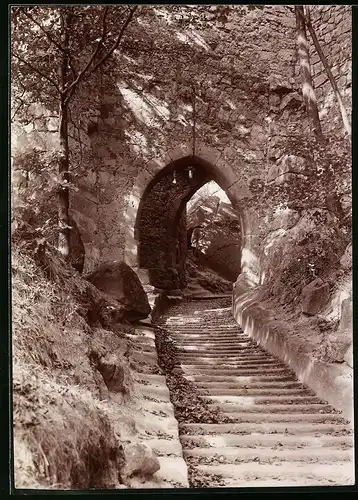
[123, 142, 260, 290]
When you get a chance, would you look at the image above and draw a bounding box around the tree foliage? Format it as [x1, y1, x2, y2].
[11, 5, 139, 260]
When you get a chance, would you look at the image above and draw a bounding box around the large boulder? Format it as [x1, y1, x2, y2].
[121, 442, 160, 481]
[301, 278, 330, 315]
[85, 262, 151, 322]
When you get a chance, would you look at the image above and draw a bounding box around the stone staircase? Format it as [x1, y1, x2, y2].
[157, 298, 355, 488]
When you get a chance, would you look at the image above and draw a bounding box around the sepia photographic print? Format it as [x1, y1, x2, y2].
[11, 3, 354, 491]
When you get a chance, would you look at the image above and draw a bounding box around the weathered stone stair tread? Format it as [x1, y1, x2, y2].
[205, 395, 324, 404]
[195, 463, 355, 482]
[140, 385, 171, 401]
[158, 299, 354, 487]
[180, 422, 351, 435]
[181, 367, 291, 376]
[196, 387, 314, 396]
[176, 344, 257, 350]
[218, 412, 347, 423]
[134, 373, 166, 384]
[141, 456, 189, 488]
[178, 354, 278, 361]
[186, 374, 297, 383]
[180, 433, 353, 448]
[178, 358, 284, 367]
[177, 345, 256, 352]
[184, 446, 354, 463]
[203, 477, 354, 487]
[209, 402, 330, 413]
[195, 381, 306, 390]
[144, 438, 184, 457]
[172, 336, 250, 341]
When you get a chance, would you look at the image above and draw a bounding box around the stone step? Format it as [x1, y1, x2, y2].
[176, 345, 264, 352]
[209, 403, 331, 414]
[170, 333, 246, 338]
[180, 433, 353, 449]
[143, 438, 184, 457]
[179, 422, 352, 436]
[151, 456, 189, 488]
[173, 340, 253, 347]
[167, 329, 242, 335]
[178, 349, 264, 356]
[181, 366, 291, 376]
[195, 380, 304, 390]
[223, 412, 347, 424]
[140, 385, 171, 402]
[184, 446, 354, 464]
[174, 340, 252, 347]
[194, 462, 355, 486]
[177, 350, 274, 357]
[197, 387, 314, 397]
[186, 374, 297, 383]
[168, 326, 243, 331]
[205, 394, 324, 405]
[178, 358, 282, 368]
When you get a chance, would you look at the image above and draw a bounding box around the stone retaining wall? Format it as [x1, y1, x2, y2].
[232, 279, 354, 421]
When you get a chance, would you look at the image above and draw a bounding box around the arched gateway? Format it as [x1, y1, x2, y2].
[123, 142, 258, 291]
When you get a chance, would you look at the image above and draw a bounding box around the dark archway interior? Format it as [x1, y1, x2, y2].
[137, 159, 213, 291]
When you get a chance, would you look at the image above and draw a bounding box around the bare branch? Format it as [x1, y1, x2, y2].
[63, 6, 109, 102]
[22, 10, 68, 53]
[13, 53, 62, 94]
[11, 98, 26, 122]
[88, 6, 138, 76]
[304, 6, 351, 138]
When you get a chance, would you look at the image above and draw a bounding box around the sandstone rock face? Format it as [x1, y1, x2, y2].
[270, 206, 300, 232]
[344, 344, 353, 367]
[324, 331, 352, 364]
[121, 442, 160, 480]
[85, 262, 151, 322]
[340, 243, 352, 270]
[339, 298, 352, 332]
[188, 195, 241, 282]
[301, 278, 330, 315]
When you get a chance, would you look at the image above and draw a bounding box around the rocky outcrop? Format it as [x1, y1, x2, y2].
[188, 196, 241, 282]
[85, 262, 151, 322]
[301, 278, 330, 315]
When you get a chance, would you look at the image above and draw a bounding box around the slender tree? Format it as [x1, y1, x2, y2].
[304, 6, 351, 138]
[295, 5, 324, 142]
[11, 5, 138, 259]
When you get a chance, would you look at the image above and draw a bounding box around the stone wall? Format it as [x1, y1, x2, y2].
[68, 5, 300, 282]
[12, 5, 351, 291]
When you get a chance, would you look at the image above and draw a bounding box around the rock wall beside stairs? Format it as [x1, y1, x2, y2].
[232, 277, 353, 421]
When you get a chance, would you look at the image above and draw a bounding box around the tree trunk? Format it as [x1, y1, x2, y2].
[58, 96, 70, 259]
[58, 11, 71, 259]
[295, 6, 324, 142]
[304, 6, 351, 138]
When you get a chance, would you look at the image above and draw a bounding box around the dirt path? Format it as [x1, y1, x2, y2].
[157, 298, 354, 488]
